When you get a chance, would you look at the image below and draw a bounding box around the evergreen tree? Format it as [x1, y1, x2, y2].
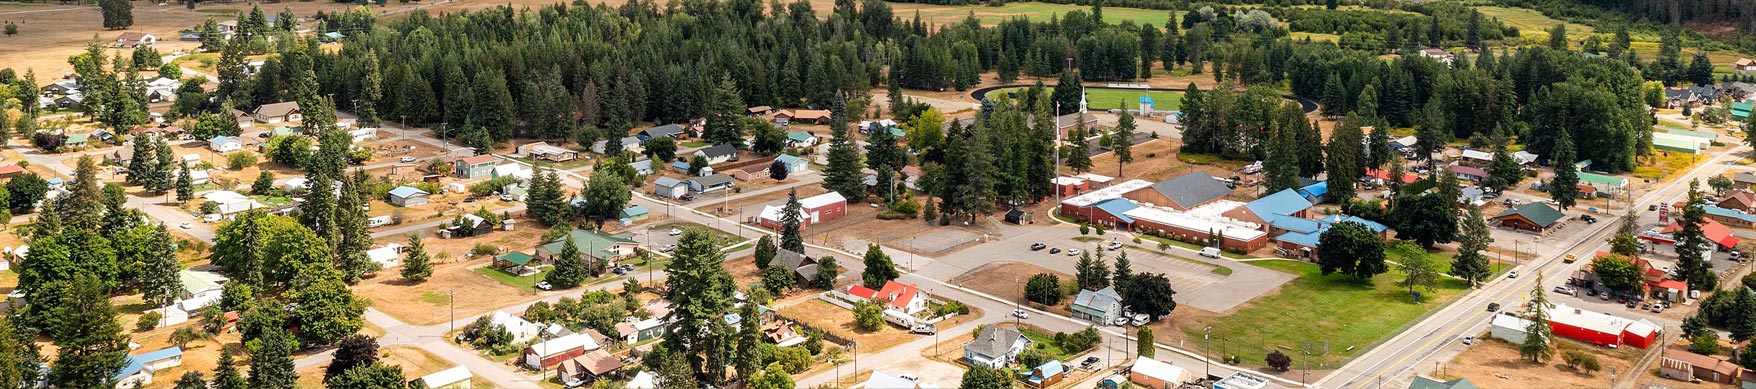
[779, 190, 805, 254]
[544, 238, 589, 289]
[1320, 74, 1346, 117]
[527, 169, 569, 226]
[357, 52, 382, 127]
[661, 228, 735, 381]
[173, 371, 207, 389]
[175, 161, 194, 201]
[1452, 206, 1493, 287]
[1075, 251, 1110, 290]
[252, 170, 275, 195]
[1486, 141, 1524, 193]
[1521, 274, 1555, 362]
[1549, 131, 1581, 210]
[1065, 121, 1093, 173]
[324, 335, 379, 383]
[210, 351, 245, 389]
[1112, 250, 1133, 293]
[1547, 24, 1568, 50]
[732, 301, 763, 381]
[823, 98, 865, 201]
[248, 328, 298, 389]
[1325, 115, 1365, 203]
[861, 244, 898, 288]
[1265, 113, 1302, 193]
[1113, 113, 1135, 176]
[45, 274, 130, 389]
[100, 0, 133, 29]
[400, 234, 432, 282]
[1678, 180, 1717, 291]
[139, 225, 183, 308]
[0, 313, 41, 389]
[754, 235, 777, 269]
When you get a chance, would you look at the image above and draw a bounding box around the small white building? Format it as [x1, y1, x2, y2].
[348, 128, 378, 142]
[203, 191, 266, 215]
[1489, 313, 1535, 345]
[208, 136, 242, 153]
[417, 366, 473, 389]
[366, 243, 405, 268]
[652, 177, 688, 199]
[523, 333, 600, 369]
[489, 311, 545, 344]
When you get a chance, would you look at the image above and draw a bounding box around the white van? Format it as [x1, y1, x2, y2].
[1199, 247, 1222, 258]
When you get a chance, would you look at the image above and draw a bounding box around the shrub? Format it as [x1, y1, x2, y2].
[1079, 224, 1090, 235]
[136, 312, 163, 331]
[1132, 236, 1142, 244]
[1024, 273, 1063, 305]
[471, 244, 497, 257]
[225, 151, 258, 169]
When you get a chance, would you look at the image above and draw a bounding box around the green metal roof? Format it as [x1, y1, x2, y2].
[1493, 203, 1565, 227]
[66, 133, 89, 143]
[1409, 376, 1478, 389]
[1654, 136, 1702, 153]
[541, 229, 636, 260]
[1576, 172, 1627, 186]
[496, 252, 534, 265]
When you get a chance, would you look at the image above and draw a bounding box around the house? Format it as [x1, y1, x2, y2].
[1449, 165, 1489, 182]
[203, 190, 265, 215]
[774, 154, 808, 174]
[1662, 349, 1741, 384]
[113, 347, 183, 388]
[522, 333, 600, 369]
[1274, 215, 1389, 261]
[208, 136, 242, 153]
[1121, 172, 1234, 210]
[844, 280, 927, 314]
[1409, 376, 1478, 389]
[492, 164, 533, 182]
[492, 252, 536, 274]
[54, 94, 84, 110]
[1488, 313, 1535, 344]
[518, 142, 579, 162]
[964, 325, 1029, 368]
[1547, 303, 1658, 348]
[770, 248, 820, 284]
[176, 269, 229, 309]
[1739, 58, 1756, 73]
[64, 133, 90, 148]
[630, 159, 655, 176]
[1025, 360, 1066, 388]
[747, 106, 774, 116]
[781, 109, 832, 124]
[1459, 149, 1494, 167]
[415, 366, 472, 389]
[688, 174, 735, 193]
[1721, 190, 1756, 212]
[1657, 218, 1742, 250]
[1365, 168, 1419, 186]
[1419, 48, 1454, 65]
[1705, 205, 1756, 228]
[1491, 203, 1565, 233]
[591, 136, 643, 155]
[347, 127, 377, 142]
[1738, 173, 1756, 191]
[786, 131, 817, 148]
[251, 101, 302, 124]
[450, 155, 497, 179]
[1577, 172, 1629, 197]
[366, 243, 404, 268]
[387, 186, 430, 207]
[1004, 208, 1032, 224]
[617, 317, 668, 343]
[862, 371, 921, 389]
[694, 144, 740, 165]
[558, 350, 624, 387]
[232, 109, 254, 127]
[533, 229, 638, 270]
[618, 205, 649, 222]
[637, 124, 685, 140]
[1071, 286, 1123, 323]
[182, 169, 210, 186]
[652, 177, 689, 199]
[43, 80, 80, 95]
[0, 165, 25, 179]
[113, 32, 157, 47]
[757, 192, 847, 230]
[1128, 356, 1191, 389]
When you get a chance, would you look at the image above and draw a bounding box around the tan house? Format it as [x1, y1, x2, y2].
[252, 102, 302, 124]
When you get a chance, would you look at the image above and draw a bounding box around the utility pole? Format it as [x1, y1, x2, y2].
[448, 290, 456, 337]
[1203, 326, 1211, 379]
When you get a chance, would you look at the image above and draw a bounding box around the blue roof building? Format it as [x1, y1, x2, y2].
[1704, 205, 1756, 228]
[1089, 198, 1140, 224]
[776, 154, 808, 173]
[1298, 181, 1329, 203]
[1239, 189, 1315, 230]
[1275, 215, 1390, 259]
[1026, 359, 1066, 387]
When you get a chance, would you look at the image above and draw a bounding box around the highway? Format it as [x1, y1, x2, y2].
[1319, 146, 1748, 389]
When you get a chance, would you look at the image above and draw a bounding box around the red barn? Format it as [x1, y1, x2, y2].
[1548, 304, 1658, 348]
[523, 334, 599, 369]
[759, 192, 847, 230]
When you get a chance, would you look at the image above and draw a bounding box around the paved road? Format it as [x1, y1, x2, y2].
[1319, 145, 1749, 389]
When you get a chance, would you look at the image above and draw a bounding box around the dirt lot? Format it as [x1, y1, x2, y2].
[294, 345, 488, 389]
[950, 262, 1069, 306]
[354, 220, 551, 325]
[1445, 337, 1646, 389]
[777, 298, 921, 354]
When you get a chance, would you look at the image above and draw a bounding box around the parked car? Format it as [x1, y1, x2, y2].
[535, 281, 553, 291]
[1066, 249, 1083, 256]
[1462, 336, 1474, 345]
[1049, 248, 1061, 254]
[1652, 305, 1665, 313]
[179, 222, 192, 229]
[660, 244, 677, 253]
[1080, 357, 1101, 370]
[400, 156, 417, 163]
[1508, 270, 1520, 278]
[1105, 241, 1124, 251]
[1010, 309, 1030, 319]
[1199, 247, 1222, 258]
[1553, 286, 1575, 295]
[910, 324, 936, 335]
[669, 228, 683, 236]
[1030, 243, 1047, 251]
[1130, 314, 1149, 326]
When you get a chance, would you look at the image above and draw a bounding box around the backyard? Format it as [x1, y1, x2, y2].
[1167, 259, 1469, 368]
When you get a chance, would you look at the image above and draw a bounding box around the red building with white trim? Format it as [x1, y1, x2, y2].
[758, 192, 848, 230]
[1547, 304, 1658, 349]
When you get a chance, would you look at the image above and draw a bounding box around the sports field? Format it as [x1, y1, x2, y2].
[992, 87, 1184, 111]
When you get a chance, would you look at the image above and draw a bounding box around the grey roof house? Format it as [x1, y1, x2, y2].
[694, 144, 740, 165]
[1071, 287, 1123, 322]
[964, 325, 1029, 369]
[638, 124, 685, 140]
[772, 248, 819, 283]
[688, 174, 734, 193]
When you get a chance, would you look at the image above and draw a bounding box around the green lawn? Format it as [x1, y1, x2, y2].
[507, 156, 593, 170]
[680, 141, 711, 148]
[993, 87, 1184, 111]
[1018, 327, 1078, 361]
[251, 195, 293, 207]
[1387, 246, 1513, 278]
[1187, 260, 1468, 367]
[1473, 6, 1596, 36]
[886, 1, 1180, 26]
[655, 223, 740, 246]
[473, 266, 544, 292]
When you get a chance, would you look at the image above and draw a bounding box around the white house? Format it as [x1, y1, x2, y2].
[693, 144, 739, 165]
[203, 191, 266, 215]
[1489, 313, 1535, 344]
[1071, 286, 1124, 323]
[842, 280, 927, 315]
[366, 243, 405, 268]
[252, 101, 302, 124]
[963, 325, 1028, 368]
[348, 128, 378, 142]
[208, 136, 242, 153]
[417, 366, 473, 389]
[489, 311, 545, 344]
[652, 177, 688, 199]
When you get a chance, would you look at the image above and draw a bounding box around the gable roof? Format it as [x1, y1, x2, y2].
[786, 131, 814, 142]
[253, 101, 300, 117]
[1493, 203, 1564, 227]
[1072, 286, 1122, 312]
[775, 154, 806, 166]
[698, 144, 738, 159]
[772, 248, 812, 271]
[457, 155, 496, 166]
[691, 174, 734, 187]
[641, 124, 684, 138]
[800, 192, 846, 209]
[1449, 165, 1488, 178]
[874, 281, 921, 310]
[653, 176, 686, 189]
[1147, 172, 1233, 208]
[495, 252, 534, 265]
[1737, 172, 1756, 185]
[1244, 189, 1314, 221]
[966, 325, 1024, 358]
[541, 229, 637, 260]
[388, 186, 429, 199]
[1091, 198, 1139, 223]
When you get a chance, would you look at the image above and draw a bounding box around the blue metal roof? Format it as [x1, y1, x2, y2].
[1091, 198, 1139, 223]
[116, 347, 181, 380]
[1300, 181, 1328, 197]
[388, 186, 428, 198]
[776, 154, 806, 166]
[1705, 206, 1756, 223]
[1270, 216, 1322, 234]
[1030, 360, 1065, 382]
[1139, 96, 1154, 104]
[1276, 230, 1322, 248]
[1245, 189, 1313, 220]
[621, 205, 649, 216]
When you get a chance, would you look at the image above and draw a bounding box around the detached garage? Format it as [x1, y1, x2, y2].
[758, 192, 847, 230]
[1128, 356, 1190, 389]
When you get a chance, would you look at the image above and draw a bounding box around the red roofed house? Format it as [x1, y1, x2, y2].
[1365, 168, 1418, 185]
[845, 281, 927, 314]
[0, 165, 25, 179]
[1659, 219, 1741, 250]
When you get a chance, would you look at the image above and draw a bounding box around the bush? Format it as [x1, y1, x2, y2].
[853, 300, 884, 331]
[136, 312, 163, 331]
[471, 244, 497, 257]
[1079, 224, 1090, 235]
[1132, 236, 1142, 244]
[1561, 350, 1601, 373]
[1024, 273, 1063, 306]
[935, 301, 970, 316]
[225, 151, 258, 169]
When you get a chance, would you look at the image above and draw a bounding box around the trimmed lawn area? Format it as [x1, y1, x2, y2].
[473, 266, 543, 291]
[1017, 326, 1078, 362]
[507, 156, 593, 170]
[251, 195, 293, 207]
[681, 141, 711, 148]
[993, 87, 1184, 111]
[1185, 260, 1469, 367]
[1137, 234, 1249, 260]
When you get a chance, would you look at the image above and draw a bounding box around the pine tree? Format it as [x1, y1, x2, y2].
[357, 52, 382, 127]
[139, 225, 182, 308]
[1520, 274, 1555, 362]
[1052, 66, 1084, 112]
[1678, 180, 1717, 291]
[45, 274, 129, 389]
[545, 238, 589, 289]
[210, 350, 246, 389]
[861, 244, 898, 288]
[0, 313, 40, 389]
[126, 139, 152, 185]
[779, 190, 805, 254]
[400, 234, 432, 282]
[173, 371, 207, 389]
[100, 0, 133, 29]
[247, 328, 298, 389]
[527, 169, 569, 226]
[1452, 206, 1493, 287]
[661, 228, 734, 380]
[1265, 112, 1302, 193]
[1064, 121, 1093, 173]
[335, 173, 378, 283]
[754, 235, 777, 269]
[1113, 113, 1135, 176]
[823, 98, 865, 201]
[1326, 115, 1365, 202]
[1548, 131, 1580, 210]
[1320, 74, 1346, 117]
[175, 161, 194, 201]
[1075, 251, 1110, 290]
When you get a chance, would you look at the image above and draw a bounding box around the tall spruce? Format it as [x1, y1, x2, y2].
[1325, 115, 1365, 202]
[1548, 131, 1581, 210]
[1677, 180, 1716, 290]
[400, 234, 432, 282]
[45, 274, 130, 389]
[662, 228, 735, 381]
[823, 98, 865, 201]
[1520, 274, 1555, 362]
[1452, 206, 1493, 287]
[779, 190, 805, 253]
